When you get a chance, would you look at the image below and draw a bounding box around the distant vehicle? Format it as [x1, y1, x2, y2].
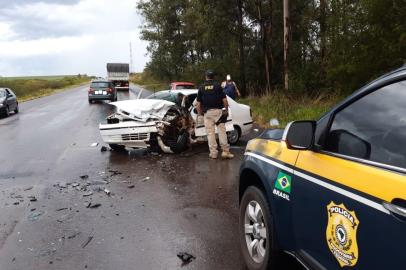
[88, 79, 117, 103]
[170, 82, 195, 90]
[239, 66, 406, 270]
[99, 89, 253, 152]
[0, 88, 19, 117]
[107, 63, 130, 91]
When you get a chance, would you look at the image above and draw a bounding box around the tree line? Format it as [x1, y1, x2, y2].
[137, 0, 406, 96]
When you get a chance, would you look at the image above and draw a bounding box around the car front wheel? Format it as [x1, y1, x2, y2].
[109, 144, 126, 151]
[14, 103, 19, 114]
[227, 126, 240, 145]
[4, 106, 10, 117]
[240, 186, 279, 270]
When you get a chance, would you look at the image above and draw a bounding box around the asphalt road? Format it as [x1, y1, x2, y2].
[0, 85, 302, 270]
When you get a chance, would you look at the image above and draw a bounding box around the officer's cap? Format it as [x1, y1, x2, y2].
[205, 69, 215, 79]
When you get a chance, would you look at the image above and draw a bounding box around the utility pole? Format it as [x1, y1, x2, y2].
[129, 42, 134, 74]
[283, 0, 289, 91]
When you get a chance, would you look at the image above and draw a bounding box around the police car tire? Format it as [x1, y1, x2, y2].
[240, 186, 279, 270]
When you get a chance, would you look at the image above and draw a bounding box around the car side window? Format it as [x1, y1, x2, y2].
[323, 80, 406, 169]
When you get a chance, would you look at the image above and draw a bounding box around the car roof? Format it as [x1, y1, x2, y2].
[91, 79, 110, 83]
[157, 89, 199, 95]
[171, 82, 195, 85]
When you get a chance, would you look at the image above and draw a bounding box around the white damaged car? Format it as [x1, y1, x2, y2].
[99, 89, 253, 153]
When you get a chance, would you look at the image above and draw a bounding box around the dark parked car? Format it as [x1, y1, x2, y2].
[88, 80, 117, 103]
[239, 66, 406, 270]
[0, 88, 19, 117]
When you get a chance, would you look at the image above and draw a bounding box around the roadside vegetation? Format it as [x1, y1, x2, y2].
[135, 1, 404, 127]
[240, 92, 341, 127]
[0, 75, 90, 102]
[131, 72, 168, 92]
[131, 71, 341, 127]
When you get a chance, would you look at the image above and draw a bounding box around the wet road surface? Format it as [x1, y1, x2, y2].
[0, 85, 303, 269]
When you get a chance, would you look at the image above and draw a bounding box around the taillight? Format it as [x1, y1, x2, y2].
[88, 88, 94, 93]
[107, 88, 113, 93]
[125, 82, 129, 86]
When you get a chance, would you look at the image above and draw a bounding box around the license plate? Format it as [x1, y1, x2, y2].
[103, 91, 107, 95]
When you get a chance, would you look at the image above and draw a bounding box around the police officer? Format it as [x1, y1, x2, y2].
[196, 70, 234, 159]
[221, 74, 241, 100]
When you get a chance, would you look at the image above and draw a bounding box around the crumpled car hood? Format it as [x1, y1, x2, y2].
[110, 99, 176, 122]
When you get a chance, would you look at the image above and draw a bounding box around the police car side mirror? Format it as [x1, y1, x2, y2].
[283, 121, 316, 150]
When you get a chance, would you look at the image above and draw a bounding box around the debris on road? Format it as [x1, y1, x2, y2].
[100, 146, 108, 152]
[86, 203, 101, 209]
[109, 169, 122, 176]
[81, 236, 93, 248]
[177, 252, 196, 265]
[56, 183, 67, 189]
[24, 186, 34, 191]
[13, 202, 19, 205]
[28, 196, 37, 202]
[80, 175, 89, 180]
[28, 211, 43, 221]
[104, 189, 111, 196]
[72, 183, 80, 187]
[68, 232, 81, 239]
[140, 177, 150, 182]
[89, 180, 108, 185]
[83, 191, 93, 197]
[90, 142, 99, 147]
[254, 128, 259, 132]
[127, 184, 135, 189]
[56, 207, 68, 212]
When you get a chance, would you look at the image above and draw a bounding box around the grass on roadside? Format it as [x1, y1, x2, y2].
[240, 92, 342, 128]
[0, 76, 90, 102]
[130, 72, 168, 91]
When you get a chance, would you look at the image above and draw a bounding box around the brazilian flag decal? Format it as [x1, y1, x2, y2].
[274, 171, 292, 194]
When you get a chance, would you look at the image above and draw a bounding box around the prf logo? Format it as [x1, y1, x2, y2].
[272, 171, 291, 201]
[326, 202, 359, 267]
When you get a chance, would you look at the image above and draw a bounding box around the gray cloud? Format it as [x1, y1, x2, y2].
[0, 0, 147, 76]
[0, 1, 84, 40]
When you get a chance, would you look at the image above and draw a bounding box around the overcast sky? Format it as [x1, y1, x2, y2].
[0, 0, 148, 77]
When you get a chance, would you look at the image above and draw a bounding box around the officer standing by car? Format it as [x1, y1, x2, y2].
[196, 70, 234, 159]
[221, 74, 241, 100]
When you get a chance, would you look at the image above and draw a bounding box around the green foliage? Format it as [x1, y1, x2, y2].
[240, 92, 341, 127]
[137, 0, 406, 95]
[0, 76, 90, 101]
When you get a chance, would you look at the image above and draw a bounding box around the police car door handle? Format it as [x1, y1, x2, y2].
[383, 202, 406, 218]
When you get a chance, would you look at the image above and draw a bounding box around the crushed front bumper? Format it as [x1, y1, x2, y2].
[99, 122, 157, 149]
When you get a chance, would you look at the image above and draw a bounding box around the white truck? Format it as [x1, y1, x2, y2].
[106, 63, 130, 91]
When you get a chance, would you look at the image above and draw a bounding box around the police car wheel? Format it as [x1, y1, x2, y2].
[240, 186, 278, 270]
